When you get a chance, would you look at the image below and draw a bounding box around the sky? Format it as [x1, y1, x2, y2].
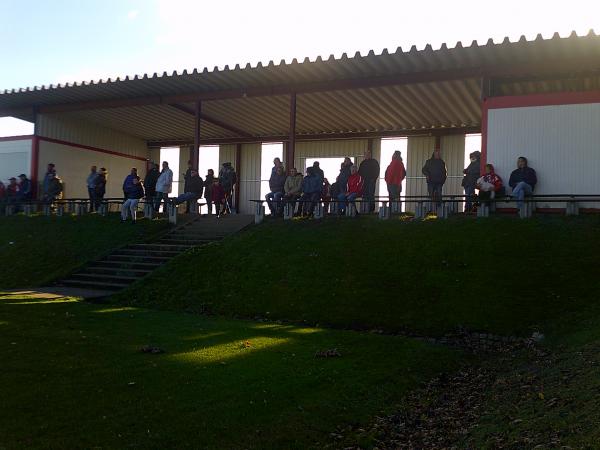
[1, 0, 600, 136]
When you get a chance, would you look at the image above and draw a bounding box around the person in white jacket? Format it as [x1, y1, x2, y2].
[154, 161, 173, 213]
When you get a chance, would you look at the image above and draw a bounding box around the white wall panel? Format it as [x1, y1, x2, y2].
[37, 114, 148, 159]
[219, 144, 236, 168]
[441, 134, 467, 209]
[0, 139, 32, 184]
[38, 140, 145, 199]
[487, 103, 600, 208]
[294, 139, 370, 174]
[238, 143, 261, 214]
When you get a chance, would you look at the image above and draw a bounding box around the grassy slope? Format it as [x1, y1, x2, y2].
[118, 215, 600, 337]
[0, 215, 167, 289]
[0, 294, 460, 449]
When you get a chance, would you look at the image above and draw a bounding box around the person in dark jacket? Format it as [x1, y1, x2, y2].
[144, 163, 160, 203]
[204, 169, 215, 215]
[86, 166, 99, 212]
[219, 162, 237, 214]
[422, 150, 447, 211]
[182, 160, 193, 212]
[43, 173, 63, 203]
[42, 163, 56, 196]
[299, 167, 321, 217]
[174, 169, 204, 212]
[94, 168, 107, 209]
[211, 179, 226, 217]
[123, 168, 138, 198]
[358, 150, 380, 213]
[508, 156, 537, 208]
[265, 166, 287, 216]
[6, 178, 18, 204]
[312, 161, 324, 182]
[121, 176, 144, 223]
[332, 158, 352, 199]
[462, 151, 481, 212]
[16, 174, 32, 201]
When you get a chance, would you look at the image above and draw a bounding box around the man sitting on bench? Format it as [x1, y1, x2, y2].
[173, 169, 204, 212]
[508, 156, 537, 209]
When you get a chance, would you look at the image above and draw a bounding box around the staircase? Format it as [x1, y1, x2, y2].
[57, 215, 253, 292]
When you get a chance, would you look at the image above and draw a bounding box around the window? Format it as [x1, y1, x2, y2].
[465, 134, 482, 168]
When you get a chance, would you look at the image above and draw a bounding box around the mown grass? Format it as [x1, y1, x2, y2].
[0, 214, 168, 289]
[117, 215, 600, 337]
[0, 294, 460, 449]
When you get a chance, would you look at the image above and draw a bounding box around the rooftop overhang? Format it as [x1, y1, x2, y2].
[2, 31, 600, 145]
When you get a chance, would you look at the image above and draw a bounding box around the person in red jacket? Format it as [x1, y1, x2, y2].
[211, 179, 226, 217]
[337, 165, 363, 215]
[384, 150, 406, 211]
[477, 164, 504, 205]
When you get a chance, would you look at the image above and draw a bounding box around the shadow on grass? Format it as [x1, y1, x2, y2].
[0, 295, 461, 450]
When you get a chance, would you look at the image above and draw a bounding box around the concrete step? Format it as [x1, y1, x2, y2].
[127, 243, 192, 252]
[105, 254, 173, 263]
[92, 260, 164, 269]
[115, 248, 181, 257]
[85, 266, 153, 276]
[60, 279, 130, 291]
[71, 273, 141, 282]
[157, 239, 209, 246]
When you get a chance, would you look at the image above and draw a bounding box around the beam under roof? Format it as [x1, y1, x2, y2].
[146, 126, 480, 148]
[169, 103, 254, 137]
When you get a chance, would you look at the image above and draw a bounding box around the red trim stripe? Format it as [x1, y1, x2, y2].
[38, 136, 147, 161]
[486, 90, 600, 110]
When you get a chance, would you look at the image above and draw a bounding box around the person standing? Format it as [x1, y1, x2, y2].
[271, 157, 283, 176]
[144, 163, 160, 206]
[204, 169, 215, 215]
[265, 166, 287, 216]
[211, 179, 226, 217]
[6, 177, 18, 203]
[121, 176, 144, 223]
[182, 160, 194, 213]
[154, 161, 173, 214]
[86, 166, 99, 212]
[509, 156, 537, 209]
[123, 168, 138, 199]
[43, 173, 63, 204]
[219, 162, 237, 214]
[299, 167, 321, 217]
[43, 163, 56, 196]
[384, 151, 406, 211]
[422, 150, 447, 211]
[462, 151, 481, 212]
[358, 150, 380, 213]
[312, 161, 324, 182]
[95, 168, 107, 209]
[17, 174, 32, 201]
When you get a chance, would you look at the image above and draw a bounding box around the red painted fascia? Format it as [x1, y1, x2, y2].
[38, 136, 147, 161]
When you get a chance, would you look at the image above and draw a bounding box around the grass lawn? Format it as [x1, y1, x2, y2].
[117, 215, 600, 338]
[0, 293, 461, 449]
[0, 214, 168, 289]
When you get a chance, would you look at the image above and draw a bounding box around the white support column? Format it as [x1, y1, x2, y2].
[255, 203, 265, 224]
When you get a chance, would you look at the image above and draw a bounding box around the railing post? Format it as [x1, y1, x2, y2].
[255, 202, 265, 224]
[283, 203, 293, 220]
[378, 203, 390, 220]
[415, 201, 424, 219]
[6, 204, 15, 216]
[143, 201, 153, 219]
[346, 202, 357, 217]
[99, 202, 108, 217]
[56, 204, 64, 216]
[359, 199, 369, 214]
[314, 202, 324, 219]
[477, 204, 489, 218]
[76, 202, 86, 216]
[566, 200, 579, 216]
[168, 202, 178, 224]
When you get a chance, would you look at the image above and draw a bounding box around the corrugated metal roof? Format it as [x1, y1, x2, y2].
[2, 31, 600, 143]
